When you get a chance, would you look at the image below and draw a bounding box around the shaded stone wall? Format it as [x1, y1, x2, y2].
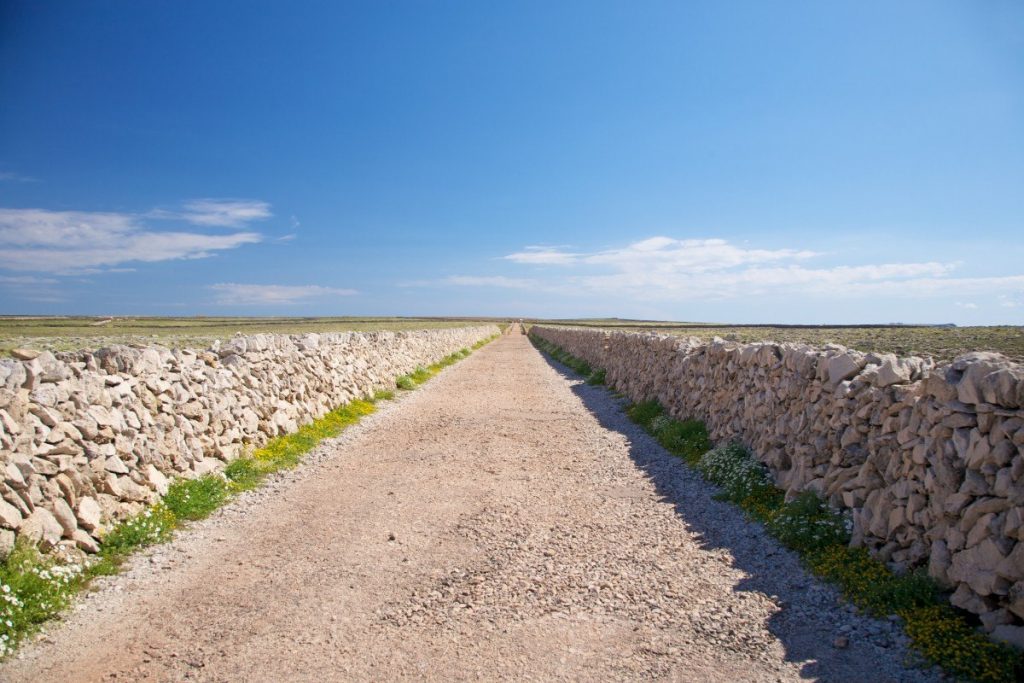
[533, 325, 1024, 638]
[0, 326, 498, 553]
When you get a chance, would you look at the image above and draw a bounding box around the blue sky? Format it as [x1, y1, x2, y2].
[1, 1, 1022, 324]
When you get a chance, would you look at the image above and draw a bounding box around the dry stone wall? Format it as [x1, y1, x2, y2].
[533, 325, 1024, 642]
[0, 326, 498, 555]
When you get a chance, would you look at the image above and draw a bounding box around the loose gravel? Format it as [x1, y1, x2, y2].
[0, 328, 945, 681]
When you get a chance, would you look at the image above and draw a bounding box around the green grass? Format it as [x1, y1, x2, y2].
[395, 338, 498, 391]
[0, 315, 502, 356]
[529, 335, 597, 378]
[163, 476, 231, 521]
[625, 399, 663, 429]
[649, 415, 711, 465]
[531, 332, 1024, 683]
[0, 336, 501, 660]
[0, 543, 88, 658]
[529, 319, 1024, 363]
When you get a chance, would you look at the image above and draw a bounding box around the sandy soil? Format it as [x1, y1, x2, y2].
[0, 327, 942, 682]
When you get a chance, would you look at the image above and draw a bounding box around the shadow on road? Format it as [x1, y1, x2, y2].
[533, 349, 937, 683]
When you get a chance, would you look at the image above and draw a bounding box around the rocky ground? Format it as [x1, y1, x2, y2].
[0, 328, 944, 681]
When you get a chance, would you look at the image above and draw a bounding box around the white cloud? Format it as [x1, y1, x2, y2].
[441, 236, 1024, 305]
[0, 207, 263, 274]
[149, 199, 272, 227]
[956, 302, 979, 309]
[502, 246, 581, 265]
[209, 283, 357, 305]
[0, 275, 59, 285]
[444, 275, 538, 289]
[998, 293, 1023, 308]
[0, 171, 37, 182]
[504, 238, 816, 271]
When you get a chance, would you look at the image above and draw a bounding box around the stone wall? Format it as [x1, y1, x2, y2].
[532, 325, 1024, 641]
[0, 326, 498, 554]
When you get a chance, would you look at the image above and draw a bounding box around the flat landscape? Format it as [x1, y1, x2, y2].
[535, 319, 1024, 363]
[0, 329, 939, 682]
[0, 316, 494, 356]
[5, 316, 1021, 364]
[2, 4, 1022, 679]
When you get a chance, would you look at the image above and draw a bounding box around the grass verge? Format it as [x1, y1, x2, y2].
[0, 335, 498, 659]
[394, 335, 498, 391]
[528, 332, 1024, 683]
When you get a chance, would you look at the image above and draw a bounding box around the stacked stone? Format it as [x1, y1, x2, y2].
[533, 326, 1024, 644]
[0, 326, 498, 557]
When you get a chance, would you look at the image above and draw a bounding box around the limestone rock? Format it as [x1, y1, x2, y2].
[20, 508, 63, 546]
[991, 624, 1024, 649]
[0, 497, 23, 529]
[75, 496, 102, 531]
[928, 539, 953, 588]
[874, 355, 913, 388]
[104, 456, 130, 475]
[50, 497, 78, 537]
[71, 528, 99, 553]
[827, 354, 864, 387]
[1008, 582, 1024, 619]
[146, 465, 170, 496]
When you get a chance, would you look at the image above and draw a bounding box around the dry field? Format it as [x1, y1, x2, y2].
[534, 319, 1024, 363]
[0, 316, 496, 356]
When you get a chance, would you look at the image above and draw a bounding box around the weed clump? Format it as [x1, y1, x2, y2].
[163, 476, 230, 521]
[625, 399, 664, 429]
[765, 491, 851, 552]
[901, 605, 1021, 682]
[100, 503, 177, 556]
[649, 416, 710, 465]
[0, 544, 87, 657]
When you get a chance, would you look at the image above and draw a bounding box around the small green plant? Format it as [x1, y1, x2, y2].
[901, 605, 1021, 683]
[650, 416, 710, 464]
[224, 457, 264, 491]
[765, 491, 851, 552]
[625, 399, 664, 429]
[0, 542, 87, 657]
[162, 476, 230, 521]
[99, 503, 177, 557]
[586, 368, 606, 385]
[806, 545, 938, 617]
[396, 374, 416, 390]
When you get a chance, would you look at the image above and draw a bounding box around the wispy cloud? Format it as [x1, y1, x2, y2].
[503, 238, 816, 270]
[0, 206, 264, 274]
[0, 171, 37, 183]
[209, 283, 357, 305]
[149, 199, 272, 228]
[443, 275, 538, 289]
[502, 246, 581, 265]
[438, 236, 1024, 304]
[0, 275, 59, 285]
[998, 293, 1023, 309]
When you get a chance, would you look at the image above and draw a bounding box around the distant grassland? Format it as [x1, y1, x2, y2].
[532, 319, 1024, 363]
[0, 316, 496, 356]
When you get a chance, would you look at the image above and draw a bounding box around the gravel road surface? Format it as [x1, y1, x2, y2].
[1, 328, 942, 682]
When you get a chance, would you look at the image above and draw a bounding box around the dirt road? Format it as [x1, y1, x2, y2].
[1, 328, 939, 682]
